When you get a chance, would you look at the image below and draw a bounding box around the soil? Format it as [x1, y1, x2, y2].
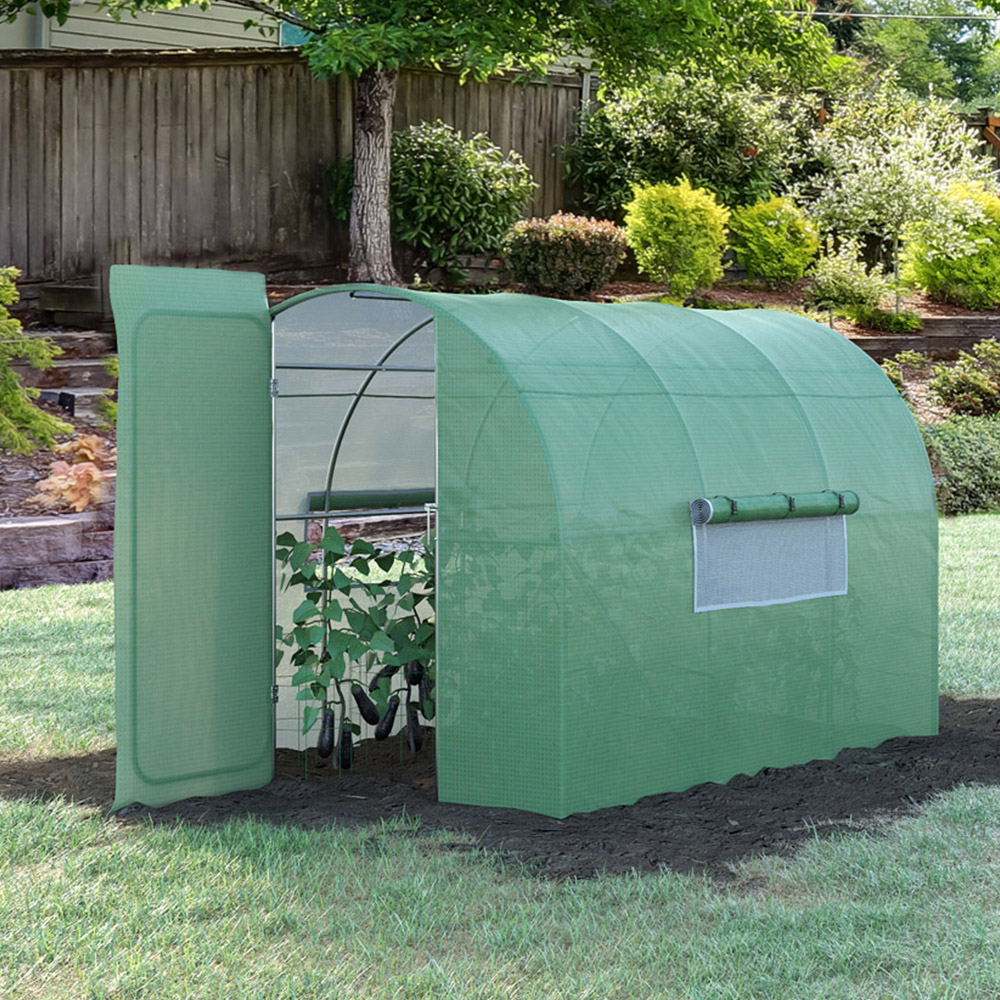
[3, 696, 999, 881]
[0, 404, 115, 519]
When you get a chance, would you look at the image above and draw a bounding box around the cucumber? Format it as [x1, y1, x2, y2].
[405, 660, 424, 686]
[368, 662, 401, 692]
[351, 683, 380, 725]
[316, 708, 336, 758]
[406, 703, 423, 754]
[375, 696, 399, 740]
[339, 726, 353, 770]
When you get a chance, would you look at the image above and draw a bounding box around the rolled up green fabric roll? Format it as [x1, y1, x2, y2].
[689, 490, 859, 525]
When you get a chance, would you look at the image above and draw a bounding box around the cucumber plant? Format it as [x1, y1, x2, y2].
[274, 525, 436, 761]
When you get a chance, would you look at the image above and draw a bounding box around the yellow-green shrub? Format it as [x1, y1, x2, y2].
[623, 178, 730, 299]
[904, 185, 1000, 310]
[729, 196, 819, 286]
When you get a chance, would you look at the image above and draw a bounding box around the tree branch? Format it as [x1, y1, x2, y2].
[222, 0, 312, 32]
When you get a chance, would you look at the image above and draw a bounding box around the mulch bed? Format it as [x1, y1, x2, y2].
[0, 404, 115, 519]
[3, 696, 998, 881]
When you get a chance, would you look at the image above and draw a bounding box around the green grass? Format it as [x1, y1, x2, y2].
[0, 581, 114, 757]
[2, 515, 1000, 999]
[939, 514, 1000, 695]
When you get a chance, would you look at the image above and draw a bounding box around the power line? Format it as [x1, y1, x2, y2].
[778, 9, 1000, 19]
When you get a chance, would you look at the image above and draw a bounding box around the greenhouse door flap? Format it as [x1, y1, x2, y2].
[109, 266, 274, 810]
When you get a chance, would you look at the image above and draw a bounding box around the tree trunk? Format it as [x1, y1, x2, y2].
[348, 67, 400, 284]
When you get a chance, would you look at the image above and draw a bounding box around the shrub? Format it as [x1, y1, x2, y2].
[330, 121, 536, 271]
[567, 73, 808, 220]
[503, 214, 627, 295]
[623, 179, 730, 299]
[729, 196, 819, 286]
[805, 242, 891, 309]
[29, 460, 110, 513]
[928, 338, 1000, 415]
[922, 415, 1000, 514]
[0, 266, 72, 454]
[903, 185, 1000, 310]
[881, 349, 931, 392]
[846, 306, 922, 334]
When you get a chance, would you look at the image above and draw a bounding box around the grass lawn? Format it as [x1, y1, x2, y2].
[1, 515, 999, 999]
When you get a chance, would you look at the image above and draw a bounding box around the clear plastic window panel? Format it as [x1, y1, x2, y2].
[692, 516, 848, 612]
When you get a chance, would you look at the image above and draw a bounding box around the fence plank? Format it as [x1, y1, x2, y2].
[4, 52, 582, 289]
[0, 72, 11, 267]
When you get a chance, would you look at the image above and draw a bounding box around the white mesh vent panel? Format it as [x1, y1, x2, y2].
[693, 516, 848, 612]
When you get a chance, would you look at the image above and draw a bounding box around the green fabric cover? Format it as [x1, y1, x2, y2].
[692, 489, 860, 524]
[403, 291, 937, 819]
[110, 272, 938, 820]
[109, 266, 274, 811]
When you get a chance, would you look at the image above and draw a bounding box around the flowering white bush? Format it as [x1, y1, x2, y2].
[799, 85, 996, 292]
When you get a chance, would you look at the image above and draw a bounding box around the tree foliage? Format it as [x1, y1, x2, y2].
[816, 0, 1000, 106]
[568, 74, 816, 220]
[2, 0, 833, 92]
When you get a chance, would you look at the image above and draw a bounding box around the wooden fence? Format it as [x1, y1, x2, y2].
[0, 48, 584, 292]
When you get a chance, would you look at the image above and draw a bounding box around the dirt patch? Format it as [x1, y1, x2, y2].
[3, 696, 999, 880]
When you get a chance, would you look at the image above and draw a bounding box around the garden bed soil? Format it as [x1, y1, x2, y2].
[0, 404, 115, 519]
[3, 696, 998, 881]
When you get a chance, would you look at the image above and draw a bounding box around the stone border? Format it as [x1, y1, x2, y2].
[0, 506, 113, 589]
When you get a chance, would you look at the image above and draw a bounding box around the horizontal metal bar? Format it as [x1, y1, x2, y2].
[276, 393, 435, 401]
[275, 506, 429, 521]
[275, 363, 434, 372]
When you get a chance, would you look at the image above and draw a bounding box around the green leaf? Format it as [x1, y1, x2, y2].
[344, 608, 369, 633]
[333, 568, 352, 593]
[326, 630, 352, 656]
[375, 554, 396, 572]
[351, 538, 375, 556]
[319, 529, 346, 555]
[291, 664, 317, 686]
[289, 541, 315, 571]
[369, 630, 394, 653]
[276, 531, 298, 547]
[292, 599, 320, 623]
[301, 705, 320, 734]
[324, 603, 344, 622]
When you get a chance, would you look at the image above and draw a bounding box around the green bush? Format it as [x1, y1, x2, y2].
[503, 213, 627, 295]
[567, 73, 807, 220]
[846, 306, 922, 334]
[0, 266, 72, 454]
[729, 196, 819, 286]
[623, 179, 730, 299]
[903, 184, 1000, 310]
[329, 121, 536, 270]
[922, 415, 1000, 514]
[805, 242, 891, 309]
[928, 338, 1000, 415]
[880, 349, 931, 392]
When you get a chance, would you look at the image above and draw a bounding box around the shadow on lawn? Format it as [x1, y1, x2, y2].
[2, 696, 999, 880]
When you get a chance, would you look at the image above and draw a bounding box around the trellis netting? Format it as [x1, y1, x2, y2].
[110, 270, 938, 819]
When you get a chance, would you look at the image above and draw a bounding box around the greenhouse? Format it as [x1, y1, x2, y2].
[109, 266, 938, 819]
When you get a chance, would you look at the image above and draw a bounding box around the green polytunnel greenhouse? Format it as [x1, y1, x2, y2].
[109, 266, 938, 819]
